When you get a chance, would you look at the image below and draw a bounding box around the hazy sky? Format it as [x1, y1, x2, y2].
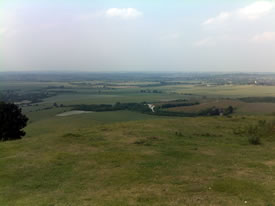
[1, 0, 275, 72]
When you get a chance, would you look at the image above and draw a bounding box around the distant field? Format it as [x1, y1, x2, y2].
[3, 80, 275, 120]
[26, 109, 163, 124]
[168, 99, 275, 114]
[54, 110, 163, 123]
[3, 80, 275, 117]
[0, 81, 71, 91]
[56, 110, 93, 117]
[158, 85, 275, 98]
[42, 93, 186, 105]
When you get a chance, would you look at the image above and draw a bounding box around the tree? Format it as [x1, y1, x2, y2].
[224, 106, 234, 115]
[0, 102, 28, 141]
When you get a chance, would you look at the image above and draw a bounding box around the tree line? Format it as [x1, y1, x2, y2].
[71, 102, 234, 117]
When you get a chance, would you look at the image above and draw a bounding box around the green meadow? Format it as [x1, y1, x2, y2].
[1, 114, 275, 205]
[1, 73, 275, 205]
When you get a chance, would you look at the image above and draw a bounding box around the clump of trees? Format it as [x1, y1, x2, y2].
[73, 102, 151, 113]
[53, 102, 64, 107]
[0, 102, 28, 141]
[0, 90, 52, 104]
[140, 89, 162, 93]
[198, 106, 234, 116]
[239, 97, 275, 103]
[161, 102, 199, 109]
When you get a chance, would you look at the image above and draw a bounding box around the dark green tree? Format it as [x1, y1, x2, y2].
[0, 102, 28, 141]
[224, 106, 234, 115]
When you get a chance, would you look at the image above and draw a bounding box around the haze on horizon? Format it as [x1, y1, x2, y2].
[1, 0, 275, 73]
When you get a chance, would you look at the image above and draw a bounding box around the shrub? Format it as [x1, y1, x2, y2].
[0, 102, 28, 141]
[175, 131, 183, 137]
[245, 120, 275, 145]
[246, 125, 261, 145]
[248, 135, 261, 145]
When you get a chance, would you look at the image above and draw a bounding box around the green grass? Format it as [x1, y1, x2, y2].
[1, 115, 275, 205]
[26, 110, 163, 124]
[3, 79, 275, 205]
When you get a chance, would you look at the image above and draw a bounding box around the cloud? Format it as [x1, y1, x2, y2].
[203, 1, 274, 25]
[252, 32, 275, 42]
[105, 8, 143, 19]
[238, 1, 274, 20]
[203, 12, 231, 25]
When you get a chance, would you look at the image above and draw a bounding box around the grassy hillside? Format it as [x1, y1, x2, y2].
[1, 114, 275, 206]
[2, 74, 275, 205]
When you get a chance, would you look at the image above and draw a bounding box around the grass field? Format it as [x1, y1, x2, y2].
[159, 85, 275, 98]
[1, 114, 275, 205]
[2, 75, 275, 205]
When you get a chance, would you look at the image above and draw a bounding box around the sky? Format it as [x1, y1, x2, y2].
[0, 0, 275, 72]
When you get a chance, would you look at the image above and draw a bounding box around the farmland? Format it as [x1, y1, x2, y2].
[1, 72, 275, 205]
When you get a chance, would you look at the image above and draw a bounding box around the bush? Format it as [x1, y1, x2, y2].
[248, 135, 261, 145]
[0, 102, 28, 141]
[246, 125, 261, 145]
[175, 131, 183, 137]
[245, 120, 275, 145]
